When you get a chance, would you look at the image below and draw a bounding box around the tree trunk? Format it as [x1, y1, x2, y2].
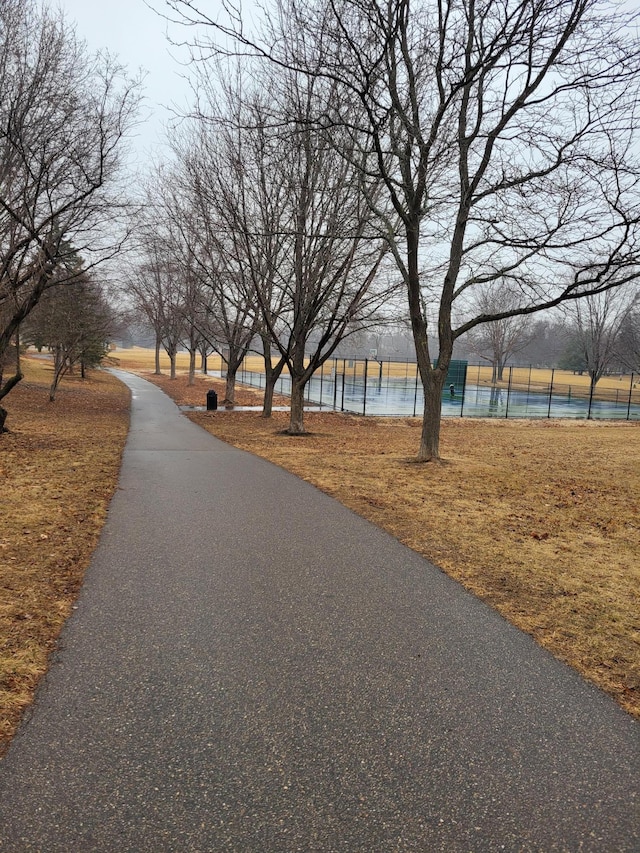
[49, 352, 66, 402]
[261, 337, 285, 418]
[49, 348, 62, 401]
[169, 352, 177, 379]
[262, 360, 286, 418]
[405, 223, 444, 461]
[417, 370, 447, 461]
[15, 327, 20, 376]
[0, 372, 23, 433]
[224, 368, 237, 406]
[288, 380, 306, 434]
[588, 372, 598, 419]
[154, 338, 162, 375]
[263, 379, 276, 418]
[188, 349, 196, 386]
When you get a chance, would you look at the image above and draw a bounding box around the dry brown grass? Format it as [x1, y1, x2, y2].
[2, 351, 638, 759]
[134, 369, 639, 719]
[0, 358, 128, 753]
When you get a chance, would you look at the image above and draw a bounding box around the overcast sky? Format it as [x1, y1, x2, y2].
[51, 0, 195, 167]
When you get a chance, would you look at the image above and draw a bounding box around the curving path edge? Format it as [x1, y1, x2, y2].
[0, 370, 638, 852]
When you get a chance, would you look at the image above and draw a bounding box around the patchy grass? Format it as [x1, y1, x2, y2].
[138, 371, 640, 719]
[0, 358, 129, 753]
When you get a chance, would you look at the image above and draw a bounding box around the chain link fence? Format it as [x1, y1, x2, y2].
[235, 357, 640, 420]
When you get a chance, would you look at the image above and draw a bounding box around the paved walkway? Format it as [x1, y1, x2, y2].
[0, 371, 638, 852]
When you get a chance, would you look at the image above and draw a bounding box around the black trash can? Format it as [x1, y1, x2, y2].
[206, 390, 218, 411]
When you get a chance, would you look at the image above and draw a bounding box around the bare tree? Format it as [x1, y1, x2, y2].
[566, 288, 638, 414]
[186, 56, 395, 432]
[466, 285, 533, 382]
[162, 0, 640, 458]
[265, 66, 394, 433]
[200, 86, 293, 418]
[126, 261, 167, 376]
[176, 162, 260, 405]
[181, 262, 206, 387]
[128, 233, 186, 379]
[0, 0, 140, 430]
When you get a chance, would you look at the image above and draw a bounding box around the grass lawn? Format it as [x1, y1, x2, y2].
[0, 358, 129, 753]
[1, 353, 638, 758]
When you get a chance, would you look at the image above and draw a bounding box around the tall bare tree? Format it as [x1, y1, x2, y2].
[0, 0, 140, 430]
[173, 152, 260, 405]
[133, 234, 187, 380]
[186, 56, 394, 431]
[192, 82, 293, 417]
[466, 285, 533, 382]
[270, 68, 392, 434]
[163, 0, 640, 458]
[566, 288, 638, 412]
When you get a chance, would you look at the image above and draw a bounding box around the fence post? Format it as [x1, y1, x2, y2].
[341, 361, 346, 411]
[460, 365, 467, 417]
[333, 359, 338, 410]
[319, 363, 324, 409]
[413, 365, 419, 417]
[505, 366, 512, 418]
[547, 368, 555, 418]
[363, 359, 368, 416]
[628, 373, 634, 420]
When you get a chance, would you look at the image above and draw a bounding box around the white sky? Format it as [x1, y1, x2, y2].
[50, 0, 195, 168]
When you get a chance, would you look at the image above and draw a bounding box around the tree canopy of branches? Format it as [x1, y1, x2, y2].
[466, 285, 533, 382]
[563, 288, 638, 412]
[140, 55, 397, 430]
[0, 0, 140, 430]
[162, 0, 640, 459]
[243, 64, 394, 434]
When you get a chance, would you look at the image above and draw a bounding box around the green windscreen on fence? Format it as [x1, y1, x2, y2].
[441, 360, 467, 389]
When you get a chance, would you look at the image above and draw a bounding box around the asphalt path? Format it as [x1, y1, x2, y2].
[0, 370, 638, 852]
